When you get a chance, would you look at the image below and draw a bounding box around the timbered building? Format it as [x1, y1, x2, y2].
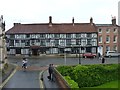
[6, 16, 98, 56]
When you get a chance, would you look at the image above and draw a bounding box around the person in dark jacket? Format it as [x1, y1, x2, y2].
[48, 64, 53, 80]
[102, 56, 105, 63]
[98, 53, 101, 60]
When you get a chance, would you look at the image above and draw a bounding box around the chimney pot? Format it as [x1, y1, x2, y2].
[49, 16, 52, 27]
[14, 23, 21, 26]
[112, 16, 116, 25]
[49, 16, 52, 23]
[90, 17, 93, 24]
[72, 17, 74, 26]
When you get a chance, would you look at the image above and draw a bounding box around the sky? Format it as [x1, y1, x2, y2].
[0, 0, 119, 30]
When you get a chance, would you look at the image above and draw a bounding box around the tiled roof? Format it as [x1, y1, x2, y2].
[6, 23, 97, 34]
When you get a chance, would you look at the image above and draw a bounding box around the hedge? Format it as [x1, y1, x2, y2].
[56, 65, 74, 76]
[56, 64, 119, 88]
[64, 76, 79, 89]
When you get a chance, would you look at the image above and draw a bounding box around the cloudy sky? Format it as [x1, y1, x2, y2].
[0, 0, 119, 30]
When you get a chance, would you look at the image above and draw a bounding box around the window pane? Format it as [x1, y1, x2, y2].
[106, 36, 110, 43]
[98, 28, 102, 33]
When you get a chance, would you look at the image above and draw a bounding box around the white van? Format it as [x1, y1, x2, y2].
[106, 51, 120, 57]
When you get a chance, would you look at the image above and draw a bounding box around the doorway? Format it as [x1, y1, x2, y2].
[32, 49, 38, 56]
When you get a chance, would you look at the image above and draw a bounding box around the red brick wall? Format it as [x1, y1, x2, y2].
[98, 25, 119, 55]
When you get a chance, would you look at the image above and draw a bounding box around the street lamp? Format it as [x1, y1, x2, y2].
[64, 47, 66, 65]
[78, 44, 81, 64]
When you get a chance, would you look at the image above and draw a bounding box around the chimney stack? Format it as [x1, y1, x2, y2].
[112, 16, 116, 25]
[14, 23, 21, 26]
[72, 17, 74, 26]
[49, 16, 52, 27]
[90, 17, 93, 25]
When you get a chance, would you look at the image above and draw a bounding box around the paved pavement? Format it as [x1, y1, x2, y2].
[42, 70, 60, 89]
[3, 70, 40, 88]
[1, 66, 60, 89]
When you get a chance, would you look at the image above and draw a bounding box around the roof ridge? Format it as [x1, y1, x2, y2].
[19, 23, 92, 25]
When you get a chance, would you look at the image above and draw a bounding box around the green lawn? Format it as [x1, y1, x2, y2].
[93, 80, 119, 88]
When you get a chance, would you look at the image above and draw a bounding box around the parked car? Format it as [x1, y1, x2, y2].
[82, 53, 96, 58]
[105, 51, 120, 57]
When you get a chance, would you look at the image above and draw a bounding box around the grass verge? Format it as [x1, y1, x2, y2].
[93, 80, 119, 88]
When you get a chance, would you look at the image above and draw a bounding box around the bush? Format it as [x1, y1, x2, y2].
[57, 64, 119, 88]
[56, 65, 74, 76]
[64, 76, 79, 89]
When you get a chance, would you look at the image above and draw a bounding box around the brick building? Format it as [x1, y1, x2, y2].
[97, 17, 120, 56]
[6, 17, 98, 56]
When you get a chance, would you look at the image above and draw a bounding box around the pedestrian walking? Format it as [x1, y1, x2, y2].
[48, 64, 54, 81]
[22, 58, 25, 68]
[102, 56, 105, 64]
[98, 53, 101, 60]
[51, 64, 55, 81]
[22, 58, 28, 70]
[24, 58, 28, 68]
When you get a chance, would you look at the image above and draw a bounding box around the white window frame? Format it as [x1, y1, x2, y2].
[81, 34, 86, 38]
[113, 45, 117, 51]
[113, 36, 117, 43]
[106, 46, 110, 51]
[99, 36, 102, 43]
[106, 28, 110, 33]
[106, 36, 110, 43]
[92, 34, 97, 38]
[92, 39, 97, 46]
[98, 28, 102, 33]
[113, 28, 117, 33]
[60, 34, 66, 38]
